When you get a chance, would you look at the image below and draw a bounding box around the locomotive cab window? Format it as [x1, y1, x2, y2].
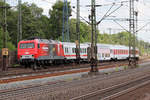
[20, 43, 35, 49]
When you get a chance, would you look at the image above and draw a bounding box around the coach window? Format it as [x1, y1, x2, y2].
[110, 50, 113, 54]
[64, 48, 65, 53]
[72, 48, 74, 53]
[65, 48, 68, 53]
[65, 48, 66, 53]
[74, 48, 75, 53]
[102, 53, 104, 57]
[66, 48, 67, 53]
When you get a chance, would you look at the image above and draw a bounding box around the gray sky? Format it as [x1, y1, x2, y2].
[8, 0, 150, 42]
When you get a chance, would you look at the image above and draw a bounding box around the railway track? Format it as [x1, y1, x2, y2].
[0, 58, 148, 84]
[0, 61, 126, 78]
[0, 57, 147, 78]
[0, 61, 128, 84]
[0, 62, 150, 100]
[71, 75, 150, 100]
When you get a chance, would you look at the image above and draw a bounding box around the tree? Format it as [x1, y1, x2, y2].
[0, 0, 16, 50]
[69, 18, 91, 42]
[21, 3, 46, 39]
[48, 1, 71, 40]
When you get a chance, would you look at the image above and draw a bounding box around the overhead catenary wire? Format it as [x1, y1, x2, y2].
[97, 3, 123, 25]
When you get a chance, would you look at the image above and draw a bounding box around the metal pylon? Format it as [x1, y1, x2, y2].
[62, 0, 70, 42]
[129, 0, 136, 67]
[76, 0, 80, 64]
[17, 0, 22, 43]
[90, 0, 98, 72]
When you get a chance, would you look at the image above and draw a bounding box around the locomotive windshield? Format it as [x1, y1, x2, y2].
[20, 43, 35, 49]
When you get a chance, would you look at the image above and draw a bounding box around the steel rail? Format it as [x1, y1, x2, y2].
[70, 75, 150, 100]
[0, 60, 149, 100]
[0, 61, 128, 84]
[0, 65, 149, 100]
[102, 78, 150, 100]
[0, 60, 128, 78]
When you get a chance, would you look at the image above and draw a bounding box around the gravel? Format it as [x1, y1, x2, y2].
[0, 62, 150, 100]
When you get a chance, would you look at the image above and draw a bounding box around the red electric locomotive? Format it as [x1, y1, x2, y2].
[17, 38, 64, 70]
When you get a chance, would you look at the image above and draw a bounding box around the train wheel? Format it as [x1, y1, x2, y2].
[24, 64, 28, 68]
[33, 62, 37, 70]
[42, 65, 47, 69]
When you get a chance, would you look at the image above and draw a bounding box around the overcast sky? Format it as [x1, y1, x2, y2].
[8, 0, 150, 42]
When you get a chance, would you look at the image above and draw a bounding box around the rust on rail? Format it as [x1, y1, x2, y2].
[0, 64, 127, 84]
